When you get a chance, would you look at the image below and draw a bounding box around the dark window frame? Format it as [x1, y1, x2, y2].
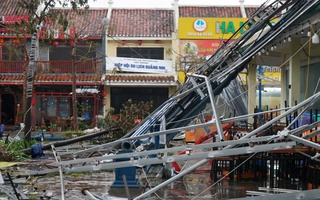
[110, 87, 168, 114]
[117, 47, 164, 60]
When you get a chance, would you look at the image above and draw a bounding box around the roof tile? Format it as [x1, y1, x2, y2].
[0, 74, 103, 85]
[44, 9, 108, 38]
[179, 6, 260, 18]
[179, 6, 242, 18]
[105, 74, 176, 84]
[109, 9, 174, 38]
[0, 3, 259, 39]
[245, 7, 260, 17]
[0, 0, 31, 16]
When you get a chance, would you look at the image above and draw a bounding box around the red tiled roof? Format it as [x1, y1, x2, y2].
[0, 73, 176, 85]
[0, 74, 103, 85]
[179, 6, 260, 18]
[179, 6, 242, 18]
[0, 2, 259, 40]
[44, 9, 108, 38]
[0, 1, 108, 38]
[0, 0, 31, 16]
[108, 9, 174, 38]
[0, 74, 22, 83]
[245, 7, 260, 18]
[35, 74, 102, 84]
[104, 74, 176, 85]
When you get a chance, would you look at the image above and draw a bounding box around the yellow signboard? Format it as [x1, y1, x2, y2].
[178, 17, 248, 39]
[239, 72, 281, 85]
[180, 39, 225, 56]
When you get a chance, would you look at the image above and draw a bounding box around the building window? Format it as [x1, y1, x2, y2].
[49, 46, 96, 60]
[47, 97, 57, 117]
[117, 48, 164, 60]
[59, 98, 70, 117]
[1, 43, 23, 61]
[111, 87, 168, 114]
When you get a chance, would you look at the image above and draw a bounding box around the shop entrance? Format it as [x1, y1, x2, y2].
[1, 94, 15, 125]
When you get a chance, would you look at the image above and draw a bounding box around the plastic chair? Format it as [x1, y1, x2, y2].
[84, 113, 90, 120]
[0, 124, 4, 138]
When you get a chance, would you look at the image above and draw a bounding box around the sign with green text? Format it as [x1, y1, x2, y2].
[178, 17, 248, 39]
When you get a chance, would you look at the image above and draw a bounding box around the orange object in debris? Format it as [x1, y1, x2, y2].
[185, 129, 206, 143]
[185, 130, 196, 143]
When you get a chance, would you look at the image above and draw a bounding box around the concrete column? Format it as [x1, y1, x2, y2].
[171, 0, 179, 73]
[104, 0, 113, 69]
[239, 0, 247, 18]
[288, 38, 301, 106]
[247, 64, 256, 124]
[105, 86, 111, 113]
[172, 0, 179, 32]
[280, 65, 287, 108]
[168, 86, 176, 97]
[171, 33, 179, 71]
[101, 1, 113, 118]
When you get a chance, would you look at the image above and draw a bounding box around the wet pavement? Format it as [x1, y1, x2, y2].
[13, 162, 307, 200]
[0, 133, 309, 199]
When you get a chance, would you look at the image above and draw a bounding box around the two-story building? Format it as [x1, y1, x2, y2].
[0, 0, 178, 130]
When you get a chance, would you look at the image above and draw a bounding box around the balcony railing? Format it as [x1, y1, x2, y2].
[0, 60, 102, 73]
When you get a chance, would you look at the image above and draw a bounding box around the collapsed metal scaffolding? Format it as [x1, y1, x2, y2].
[11, 0, 320, 199]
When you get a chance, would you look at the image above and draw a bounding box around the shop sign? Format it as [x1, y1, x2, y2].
[180, 39, 226, 56]
[42, 28, 76, 39]
[239, 72, 281, 85]
[106, 57, 174, 74]
[0, 15, 29, 24]
[179, 17, 247, 39]
[179, 17, 279, 39]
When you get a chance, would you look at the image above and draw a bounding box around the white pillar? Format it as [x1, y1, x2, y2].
[172, 0, 179, 32]
[105, 0, 113, 54]
[280, 65, 287, 108]
[239, 0, 247, 18]
[247, 64, 256, 124]
[171, 0, 180, 80]
[288, 38, 300, 106]
[102, 0, 113, 118]
[107, 0, 113, 20]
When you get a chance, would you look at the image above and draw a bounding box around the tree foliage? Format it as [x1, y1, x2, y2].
[104, 99, 153, 140]
[12, 0, 93, 140]
[0, 139, 36, 161]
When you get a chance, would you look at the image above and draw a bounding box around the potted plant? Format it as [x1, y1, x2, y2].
[48, 123, 57, 132]
[56, 117, 65, 132]
[41, 124, 47, 131]
[49, 123, 54, 132]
